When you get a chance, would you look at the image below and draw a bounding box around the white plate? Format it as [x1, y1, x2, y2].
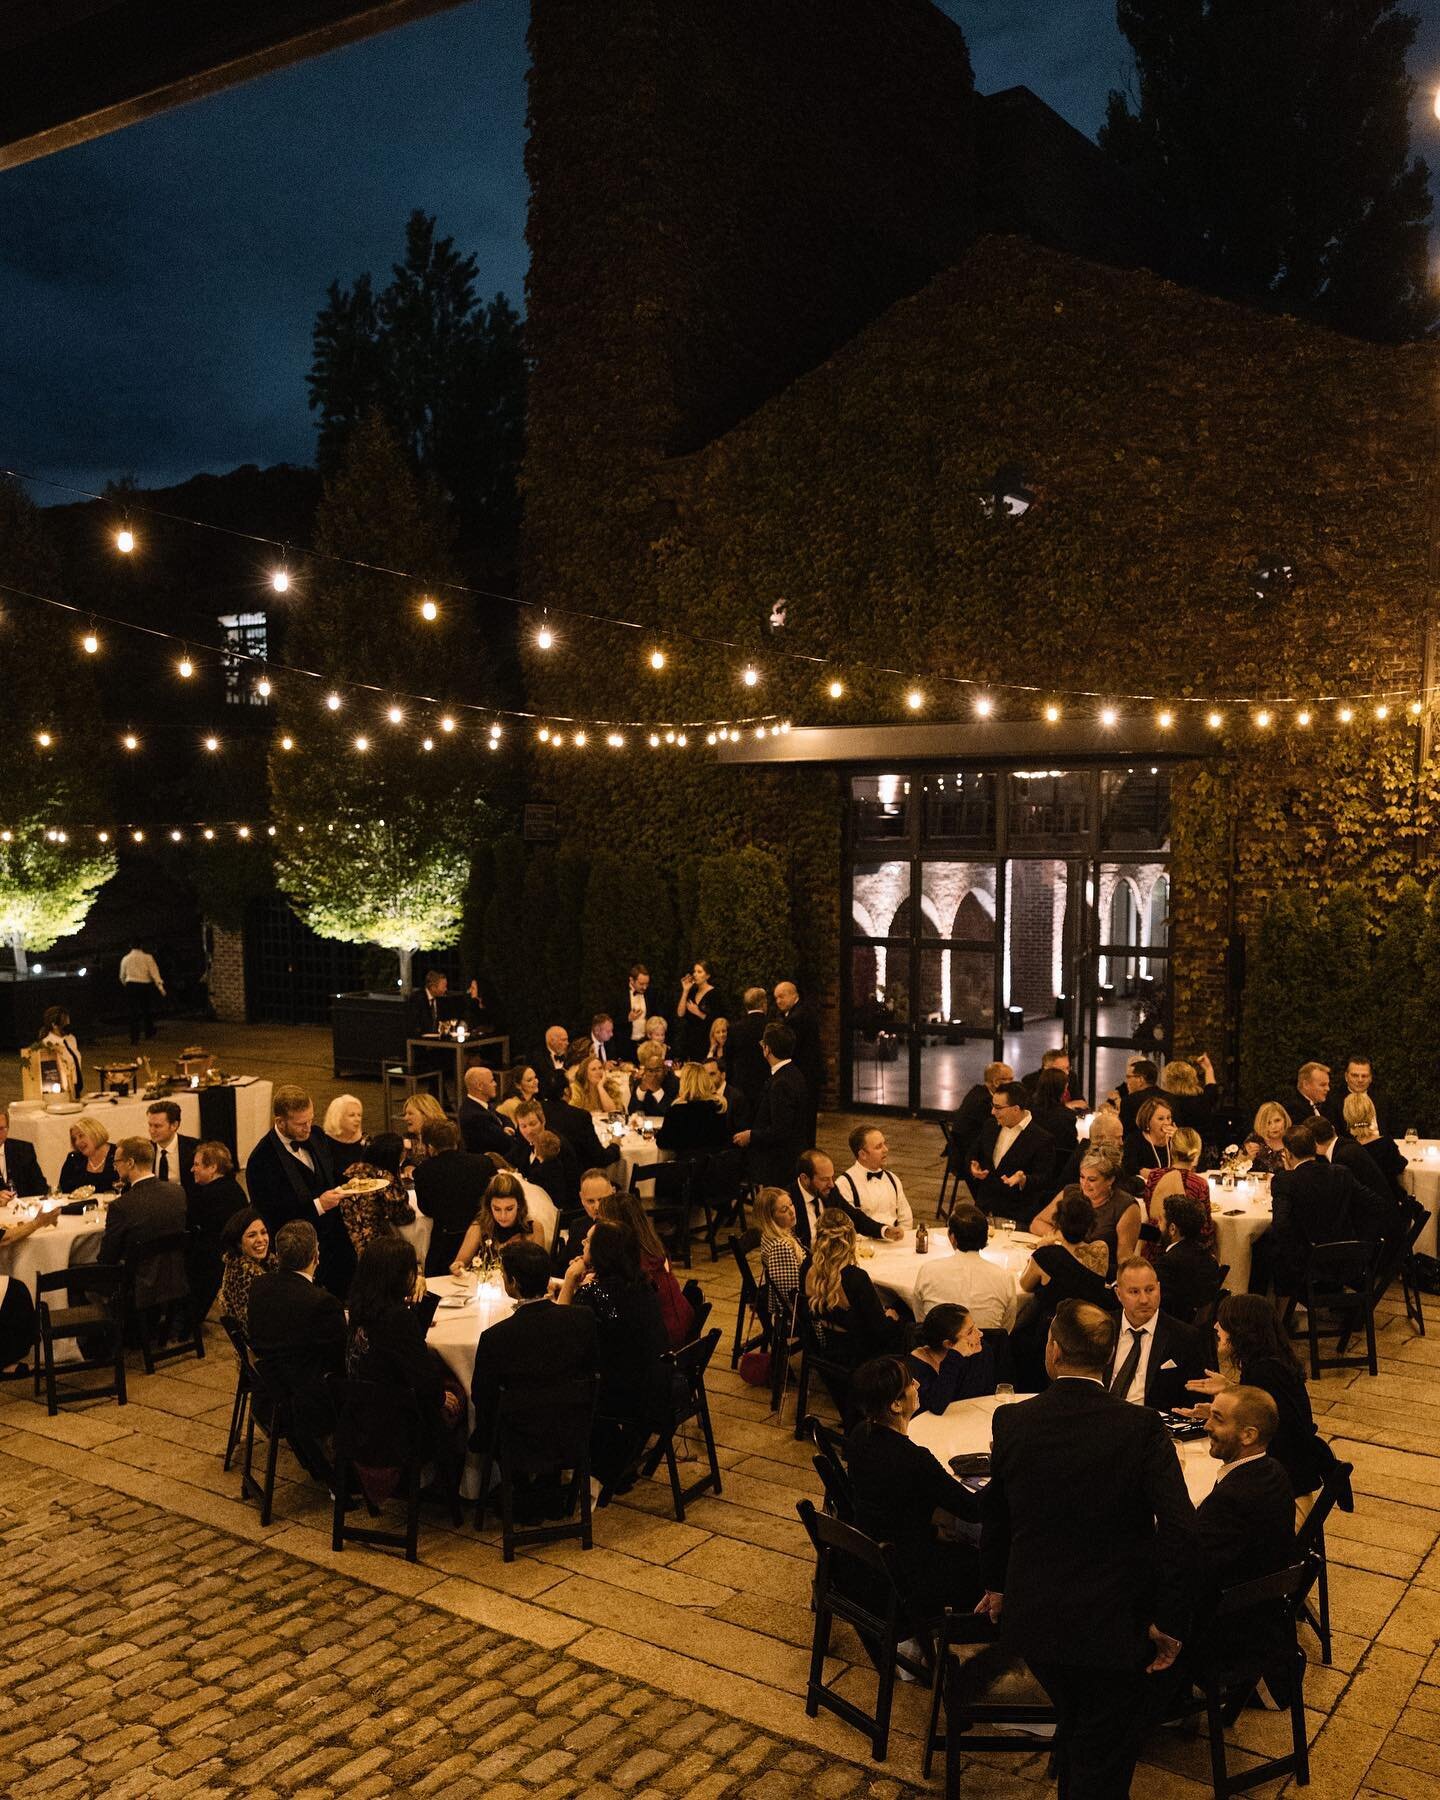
[45, 1102, 84, 1115]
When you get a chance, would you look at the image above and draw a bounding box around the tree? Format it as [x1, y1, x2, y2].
[580, 849, 677, 1018]
[693, 848, 796, 1016]
[1239, 888, 1328, 1109]
[308, 211, 527, 570]
[1103, 0, 1435, 342]
[270, 414, 490, 984]
[1311, 881, 1373, 1070]
[1373, 877, 1432, 1130]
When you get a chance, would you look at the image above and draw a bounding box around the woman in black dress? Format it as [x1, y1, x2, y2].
[800, 1210, 905, 1369]
[674, 960, 719, 1064]
[346, 1234, 466, 1480]
[657, 1062, 731, 1155]
[905, 1303, 1001, 1413]
[57, 1118, 117, 1194]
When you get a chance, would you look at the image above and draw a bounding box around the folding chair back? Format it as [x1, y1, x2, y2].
[130, 1231, 206, 1373]
[33, 1262, 128, 1415]
[328, 1375, 444, 1562]
[478, 1373, 598, 1560]
[1303, 1239, 1378, 1378]
[729, 1231, 771, 1367]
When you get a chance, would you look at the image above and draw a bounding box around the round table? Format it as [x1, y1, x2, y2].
[1204, 1178, 1273, 1295]
[857, 1229, 1030, 1307]
[422, 1272, 519, 1498]
[910, 1392, 1218, 1506]
[615, 1127, 671, 1192]
[0, 1199, 108, 1295]
[1398, 1140, 1440, 1257]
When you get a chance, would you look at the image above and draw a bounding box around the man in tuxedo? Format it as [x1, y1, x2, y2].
[0, 1108, 46, 1199]
[101, 1136, 188, 1314]
[949, 1062, 1012, 1182]
[728, 988, 771, 1112]
[552, 1168, 613, 1269]
[1326, 1054, 1393, 1138]
[246, 1219, 347, 1461]
[535, 1025, 572, 1104]
[734, 1024, 809, 1189]
[459, 1063, 519, 1158]
[834, 1125, 911, 1234]
[773, 981, 824, 1139]
[1156, 1193, 1224, 1325]
[1286, 1060, 1330, 1127]
[513, 1100, 581, 1210]
[967, 1082, 1053, 1222]
[1107, 1257, 1207, 1411]
[146, 1100, 197, 1197]
[243, 1085, 353, 1299]
[412, 1117, 492, 1275]
[1117, 1059, 1161, 1132]
[979, 1300, 1195, 1799]
[1310, 1116, 1400, 1237]
[617, 965, 652, 1056]
[405, 969, 455, 1037]
[1249, 1121, 1359, 1296]
[789, 1146, 883, 1250]
[584, 1014, 621, 1066]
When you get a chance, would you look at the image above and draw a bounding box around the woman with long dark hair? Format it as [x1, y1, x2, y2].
[218, 1208, 275, 1332]
[597, 1189, 695, 1348]
[346, 1234, 465, 1467]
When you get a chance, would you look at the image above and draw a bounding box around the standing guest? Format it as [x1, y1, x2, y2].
[1160, 1055, 1221, 1137]
[913, 1204, 1017, 1329]
[1287, 1061, 1331, 1126]
[101, 1137, 188, 1316]
[451, 1172, 540, 1270]
[459, 1064, 519, 1159]
[657, 1062, 732, 1156]
[584, 1013, 621, 1066]
[244, 1085, 352, 1299]
[119, 938, 165, 1043]
[1105, 1256, 1207, 1411]
[835, 1124, 913, 1232]
[1029, 1067, 1079, 1166]
[967, 1081, 1054, 1221]
[535, 1025, 572, 1103]
[498, 1064, 541, 1120]
[675, 961, 719, 1064]
[706, 1015, 730, 1074]
[1248, 1122, 1358, 1298]
[187, 1140, 247, 1322]
[57, 1117, 117, 1194]
[906, 1303, 1001, 1412]
[514, 1102, 581, 1210]
[39, 1006, 83, 1096]
[413, 1118, 493, 1275]
[733, 1025, 809, 1188]
[1156, 1193, 1224, 1325]
[1187, 1293, 1331, 1505]
[1344, 1092, 1409, 1203]
[1248, 1102, 1292, 1175]
[728, 988, 772, 1114]
[597, 1188, 696, 1348]
[405, 968, 453, 1037]
[146, 1101, 197, 1197]
[774, 980, 824, 1140]
[800, 1210, 904, 1368]
[246, 1219, 347, 1459]
[979, 1300, 1195, 1800]
[1328, 1054, 1393, 1138]
[949, 1062, 1013, 1184]
[218, 1208, 275, 1332]
[1141, 1125, 1213, 1262]
[345, 1234, 465, 1472]
[1031, 1147, 1142, 1276]
[557, 1219, 670, 1497]
[845, 1356, 980, 1610]
[336, 1130, 414, 1258]
[322, 1094, 365, 1148]
[630, 1041, 680, 1115]
[1117, 1058, 1161, 1132]
[552, 1168, 613, 1269]
[1124, 1096, 1175, 1180]
[617, 965, 652, 1054]
[754, 1185, 804, 1328]
[470, 1238, 598, 1470]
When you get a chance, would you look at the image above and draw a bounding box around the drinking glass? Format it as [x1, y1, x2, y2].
[1406, 1127, 1420, 1145]
[994, 1383, 1016, 1406]
[994, 1217, 1015, 1238]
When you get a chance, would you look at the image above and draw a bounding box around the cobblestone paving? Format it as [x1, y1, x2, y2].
[0, 1454, 921, 1800]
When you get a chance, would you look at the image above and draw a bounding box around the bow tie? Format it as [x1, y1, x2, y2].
[865, 1170, 885, 1181]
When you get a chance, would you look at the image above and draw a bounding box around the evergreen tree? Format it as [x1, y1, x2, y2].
[694, 848, 797, 1015]
[1103, 0, 1435, 341]
[1314, 882, 1373, 1070]
[1239, 889, 1329, 1109]
[580, 849, 678, 1017]
[1373, 877, 1431, 1130]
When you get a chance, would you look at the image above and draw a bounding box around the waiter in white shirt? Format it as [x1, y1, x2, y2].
[119, 939, 165, 1045]
[835, 1125, 912, 1233]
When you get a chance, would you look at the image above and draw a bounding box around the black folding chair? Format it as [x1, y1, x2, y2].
[130, 1232, 206, 1374]
[477, 1374, 597, 1561]
[936, 1120, 965, 1223]
[636, 1327, 723, 1521]
[329, 1375, 462, 1562]
[923, 1609, 1057, 1792]
[728, 1232, 771, 1368]
[1295, 1451, 1355, 1664]
[793, 1307, 854, 1439]
[695, 1148, 749, 1261]
[630, 1162, 696, 1269]
[1390, 1202, 1428, 1337]
[218, 1314, 252, 1472]
[1300, 1240, 1378, 1379]
[33, 1263, 128, 1416]
[241, 1357, 331, 1526]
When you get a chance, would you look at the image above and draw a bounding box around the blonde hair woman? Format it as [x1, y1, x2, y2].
[401, 1092, 447, 1140]
[323, 1093, 364, 1144]
[678, 1061, 726, 1110]
[58, 1116, 116, 1193]
[567, 1054, 627, 1116]
[1162, 1060, 1200, 1096]
[1344, 1091, 1409, 1200]
[658, 1059, 731, 1154]
[754, 1185, 803, 1325]
[1143, 1124, 1213, 1263]
[1249, 1101, 1291, 1175]
[802, 1210, 903, 1367]
[707, 1016, 729, 1065]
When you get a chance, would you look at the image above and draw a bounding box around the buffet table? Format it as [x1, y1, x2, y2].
[6, 1079, 273, 1188]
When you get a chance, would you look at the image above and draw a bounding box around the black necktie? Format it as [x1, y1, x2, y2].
[1109, 1328, 1146, 1398]
[158, 1148, 170, 1182]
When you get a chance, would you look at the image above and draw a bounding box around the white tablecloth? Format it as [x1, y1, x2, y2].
[857, 1229, 1029, 1307]
[0, 1200, 106, 1296]
[7, 1079, 273, 1188]
[616, 1128, 671, 1191]
[1399, 1140, 1440, 1258]
[910, 1392, 1218, 1506]
[1204, 1177, 1273, 1295]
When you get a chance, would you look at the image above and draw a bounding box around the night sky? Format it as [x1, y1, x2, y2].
[2, 0, 1438, 496]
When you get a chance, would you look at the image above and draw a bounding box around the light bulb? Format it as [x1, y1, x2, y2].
[1255, 709, 1271, 729]
[82, 631, 99, 655]
[256, 678, 272, 699]
[271, 568, 290, 594]
[677, 732, 687, 746]
[0, 830, 11, 842]
[550, 733, 564, 748]
[238, 826, 251, 840]
[906, 689, 924, 711]
[132, 829, 144, 843]
[325, 692, 341, 712]
[1100, 707, 1118, 727]
[536, 624, 554, 650]
[387, 705, 403, 725]
[1206, 711, 1223, 729]
[122, 734, 138, 751]
[827, 679, 844, 700]
[169, 829, 182, 843]
[607, 732, 624, 748]
[706, 731, 717, 745]
[974, 695, 993, 718]
[742, 666, 759, 687]
[354, 735, 369, 752]
[203, 828, 215, 841]
[648, 733, 661, 748]
[35, 731, 52, 748]
[439, 715, 455, 733]
[97, 831, 108, 844]
[204, 736, 219, 752]
[574, 730, 588, 747]
[420, 598, 438, 621]
[1157, 710, 1174, 729]
[1375, 703, 1390, 721]
[1043, 703, 1060, 723]
[421, 737, 434, 752]
[1410, 700, 1424, 717]
[267, 825, 276, 837]
[1338, 705, 1353, 724]
[280, 735, 294, 751]
[177, 658, 193, 679]
[115, 527, 135, 554]
[649, 649, 666, 671]
[1297, 709, 1311, 727]
[755, 726, 766, 739]
[665, 730, 676, 744]
[538, 726, 551, 742]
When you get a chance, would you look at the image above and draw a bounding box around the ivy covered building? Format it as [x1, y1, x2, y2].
[517, 0, 1438, 1116]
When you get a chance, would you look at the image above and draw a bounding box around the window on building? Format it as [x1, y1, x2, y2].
[218, 611, 269, 705]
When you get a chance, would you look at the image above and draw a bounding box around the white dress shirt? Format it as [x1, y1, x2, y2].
[836, 1161, 913, 1230]
[1211, 1449, 1269, 1485]
[119, 949, 165, 992]
[796, 1179, 828, 1242]
[1109, 1311, 1159, 1405]
[913, 1248, 1017, 1330]
[626, 990, 648, 1042]
[990, 1110, 1032, 1168]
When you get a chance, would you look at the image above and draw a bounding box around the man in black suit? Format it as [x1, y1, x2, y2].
[145, 1100, 197, 1197]
[1156, 1192, 1224, 1326]
[101, 1136, 189, 1314]
[1325, 1054, 1393, 1139]
[246, 1219, 347, 1462]
[1117, 1059, 1161, 1132]
[949, 1061, 1012, 1180]
[1249, 1121, 1359, 1295]
[734, 1024, 809, 1189]
[787, 1147, 884, 1251]
[1107, 1256, 1208, 1411]
[1020, 1047, 1074, 1103]
[243, 1084, 353, 1299]
[583, 1014, 621, 1066]
[534, 1025, 572, 1104]
[405, 969, 457, 1038]
[1286, 1060, 1330, 1129]
[967, 1081, 1054, 1222]
[980, 1300, 1195, 1799]
[773, 981, 824, 1140]
[459, 1064, 519, 1159]
[0, 1108, 46, 1199]
[1310, 1117, 1402, 1244]
[470, 1239, 598, 1452]
[728, 988, 771, 1115]
[551, 1168, 613, 1270]
[412, 1118, 492, 1275]
[513, 1100, 581, 1210]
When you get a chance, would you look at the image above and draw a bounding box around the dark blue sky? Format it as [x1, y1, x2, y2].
[2, 0, 1437, 495]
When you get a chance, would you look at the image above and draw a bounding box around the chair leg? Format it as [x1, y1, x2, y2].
[922, 1642, 948, 1779]
[579, 1452, 593, 1549]
[1306, 1296, 1321, 1383]
[240, 1407, 259, 1502]
[405, 1461, 421, 1563]
[944, 1651, 964, 1800]
[794, 1353, 811, 1441]
[500, 1460, 515, 1563]
[770, 1332, 787, 1415]
[475, 1450, 493, 1531]
[331, 1453, 346, 1552]
[805, 1595, 830, 1718]
[663, 1433, 685, 1522]
[260, 1423, 281, 1527]
[32, 1308, 42, 1400]
[114, 1320, 128, 1406]
[223, 1382, 247, 1473]
[697, 1389, 723, 1498]
[139, 1309, 156, 1378]
[872, 1636, 897, 1761]
[1290, 1647, 1310, 1784]
[1364, 1297, 1378, 1376]
[41, 1317, 59, 1417]
[1203, 1684, 1230, 1799]
[731, 1296, 749, 1369]
[1317, 1543, 1332, 1665]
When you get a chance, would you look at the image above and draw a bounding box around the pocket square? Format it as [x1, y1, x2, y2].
[1160, 1359, 1177, 1370]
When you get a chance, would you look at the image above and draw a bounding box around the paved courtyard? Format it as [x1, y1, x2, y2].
[4, 1020, 1440, 1794]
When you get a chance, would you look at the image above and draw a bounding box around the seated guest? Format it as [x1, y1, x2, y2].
[1030, 1067, 1079, 1166]
[1124, 1096, 1175, 1180]
[345, 1234, 465, 1479]
[461, 973, 499, 1031]
[412, 1118, 492, 1275]
[583, 1012, 622, 1066]
[219, 1208, 275, 1332]
[451, 1172, 541, 1271]
[101, 1136, 188, 1318]
[1106, 1256, 1207, 1410]
[1117, 1056, 1162, 1130]
[245, 1085, 352, 1297]
[845, 1355, 980, 1611]
[597, 1188, 696, 1348]
[535, 1025, 572, 1103]
[1157, 1193, 1224, 1325]
[1160, 1054, 1221, 1137]
[567, 1054, 628, 1126]
[402, 1092, 448, 1148]
[187, 1139, 248, 1322]
[967, 1082, 1053, 1222]
[1249, 1122, 1358, 1297]
[1142, 1125, 1213, 1262]
[1345, 1091, 1411, 1205]
[337, 1130, 414, 1257]
[1020, 1046, 1075, 1103]
[1195, 1386, 1296, 1595]
[1019, 1188, 1113, 1313]
[58, 1117, 117, 1194]
[458, 1064, 517, 1158]
[657, 1061, 731, 1155]
[800, 1210, 905, 1369]
[1031, 1146, 1141, 1276]
[557, 1219, 670, 1494]
[146, 1100, 197, 1196]
[949, 1063, 1014, 1186]
[706, 1016, 729, 1075]
[789, 1148, 864, 1252]
[642, 1013, 671, 1057]
[552, 1168, 612, 1269]
[1248, 1102, 1292, 1176]
[470, 1238, 599, 1471]
[322, 1094, 365, 1148]
[1328, 1054, 1393, 1139]
[246, 1219, 347, 1456]
[0, 1107, 46, 1200]
[1287, 1060, 1331, 1128]
[754, 1185, 803, 1330]
[835, 1124, 913, 1233]
[0, 1206, 61, 1369]
[405, 968, 455, 1036]
[630, 1041, 679, 1116]
[1309, 1116, 1404, 1244]
[906, 1303, 1002, 1412]
[703, 1057, 750, 1132]
[498, 1064, 541, 1121]
[1053, 1103, 1125, 1192]
[1188, 1293, 1331, 1506]
[913, 1204, 1017, 1330]
[513, 1100, 581, 1209]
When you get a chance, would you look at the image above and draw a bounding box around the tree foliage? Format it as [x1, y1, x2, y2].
[1102, 0, 1435, 342]
[693, 847, 796, 1015]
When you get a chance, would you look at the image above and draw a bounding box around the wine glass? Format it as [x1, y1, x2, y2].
[994, 1383, 1016, 1407]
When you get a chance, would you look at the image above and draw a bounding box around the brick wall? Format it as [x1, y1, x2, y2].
[207, 924, 247, 1024]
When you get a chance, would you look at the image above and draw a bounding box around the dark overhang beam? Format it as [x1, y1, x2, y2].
[714, 718, 1217, 765]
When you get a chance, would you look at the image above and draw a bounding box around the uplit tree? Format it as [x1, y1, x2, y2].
[0, 835, 115, 974]
[1103, 0, 1435, 342]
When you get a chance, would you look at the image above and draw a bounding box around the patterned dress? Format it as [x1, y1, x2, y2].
[219, 1253, 275, 1332]
[339, 1161, 415, 1256]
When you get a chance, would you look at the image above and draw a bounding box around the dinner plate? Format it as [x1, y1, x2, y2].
[339, 1176, 391, 1194]
[45, 1102, 83, 1115]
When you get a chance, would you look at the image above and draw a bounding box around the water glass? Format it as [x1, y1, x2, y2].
[1406, 1127, 1420, 1145]
[994, 1383, 1015, 1406]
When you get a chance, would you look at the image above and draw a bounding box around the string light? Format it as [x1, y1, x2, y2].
[122, 733, 138, 751]
[280, 735, 294, 751]
[827, 679, 844, 700]
[0, 831, 10, 843]
[325, 692, 342, 712]
[1044, 703, 1061, 723]
[1338, 705, 1353, 724]
[1157, 709, 1174, 729]
[550, 733, 564, 748]
[384, 704, 403, 725]
[607, 732, 625, 748]
[1410, 700, 1424, 717]
[354, 735, 370, 752]
[177, 656, 193, 679]
[677, 732, 688, 746]
[238, 826, 251, 839]
[114, 526, 135, 555]
[132, 829, 144, 843]
[97, 831, 108, 843]
[1297, 709, 1312, 727]
[906, 689, 924, 711]
[974, 695, 993, 718]
[574, 730, 588, 747]
[535, 622, 555, 651]
[203, 736, 219, 752]
[169, 829, 182, 843]
[203, 828, 215, 841]
[271, 566, 290, 594]
[267, 826, 276, 837]
[1206, 711, 1224, 729]
[82, 629, 99, 655]
[256, 677, 272, 699]
[439, 715, 456, 733]
[537, 726, 551, 742]
[665, 730, 677, 744]
[1099, 707, 1118, 727]
[706, 731, 717, 745]
[35, 731, 52, 748]
[1375, 703, 1389, 721]
[421, 736, 434, 752]
[419, 598, 438, 621]
[1255, 709, 1272, 729]
[649, 649, 666, 671]
[742, 666, 759, 688]
[648, 733, 661, 748]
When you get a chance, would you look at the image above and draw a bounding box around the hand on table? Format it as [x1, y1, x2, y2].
[1146, 1625, 1182, 1673]
[882, 1224, 905, 1242]
[449, 1260, 468, 1278]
